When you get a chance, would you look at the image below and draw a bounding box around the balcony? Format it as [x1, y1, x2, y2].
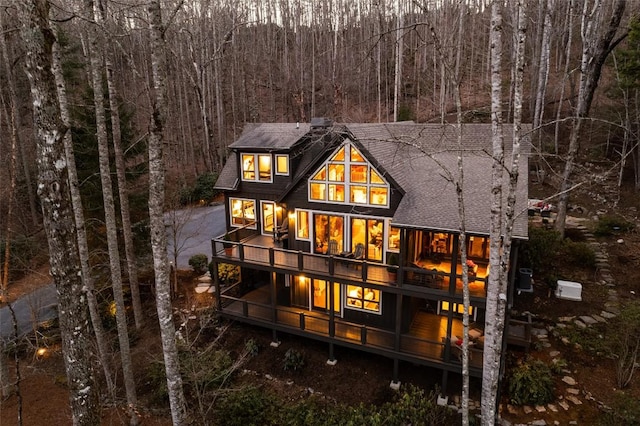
[217, 282, 486, 376]
[212, 230, 487, 300]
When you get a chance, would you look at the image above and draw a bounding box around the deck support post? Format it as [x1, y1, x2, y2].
[270, 329, 280, 347]
[392, 358, 399, 382]
[441, 370, 449, 395]
[327, 343, 336, 365]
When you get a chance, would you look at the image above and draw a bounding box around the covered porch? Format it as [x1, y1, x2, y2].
[217, 283, 486, 375]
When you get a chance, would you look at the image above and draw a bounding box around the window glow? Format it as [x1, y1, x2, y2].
[231, 198, 256, 227]
[308, 142, 389, 208]
[241, 153, 272, 182]
[346, 285, 380, 313]
[296, 210, 309, 239]
[276, 154, 289, 175]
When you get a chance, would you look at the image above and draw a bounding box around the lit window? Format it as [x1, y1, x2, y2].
[328, 184, 345, 201]
[328, 164, 344, 182]
[350, 146, 365, 162]
[258, 155, 271, 181]
[346, 285, 380, 313]
[242, 154, 255, 180]
[296, 210, 309, 239]
[370, 187, 387, 205]
[230, 198, 256, 227]
[310, 183, 326, 200]
[388, 224, 400, 251]
[312, 166, 326, 181]
[331, 146, 345, 161]
[440, 301, 474, 316]
[351, 186, 367, 204]
[241, 153, 272, 182]
[370, 169, 384, 184]
[307, 141, 389, 208]
[276, 154, 289, 175]
[350, 165, 367, 183]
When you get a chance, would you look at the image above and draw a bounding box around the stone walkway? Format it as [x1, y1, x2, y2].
[500, 218, 619, 425]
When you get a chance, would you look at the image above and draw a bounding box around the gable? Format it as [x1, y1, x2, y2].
[307, 140, 391, 208]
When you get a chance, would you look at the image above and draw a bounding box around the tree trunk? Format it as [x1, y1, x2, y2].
[482, 3, 527, 424]
[556, 0, 627, 236]
[105, 49, 144, 330]
[482, 2, 506, 423]
[148, 1, 188, 424]
[50, 25, 116, 397]
[18, 1, 99, 423]
[84, 0, 138, 421]
[0, 25, 17, 299]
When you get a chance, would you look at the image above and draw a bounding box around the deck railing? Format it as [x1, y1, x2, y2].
[213, 236, 394, 287]
[218, 291, 484, 373]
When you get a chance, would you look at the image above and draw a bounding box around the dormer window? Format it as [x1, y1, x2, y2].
[242, 153, 272, 182]
[275, 154, 289, 175]
[308, 141, 389, 207]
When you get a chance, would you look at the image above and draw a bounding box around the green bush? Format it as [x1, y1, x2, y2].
[179, 172, 219, 205]
[598, 391, 640, 425]
[283, 348, 305, 372]
[188, 253, 208, 274]
[522, 227, 562, 271]
[594, 215, 635, 237]
[562, 239, 596, 268]
[507, 359, 555, 406]
[216, 386, 277, 426]
[143, 360, 169, 406]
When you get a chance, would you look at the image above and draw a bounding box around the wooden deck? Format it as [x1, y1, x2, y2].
[213, 234, 488, 300]
[219, 284, 485, 375]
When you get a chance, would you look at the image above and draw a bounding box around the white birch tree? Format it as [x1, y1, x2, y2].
[482, 1, 526, 423]
[51, 24, 115, 397]
[148, 1, 188, 423]
[17, 0, 99, 423]
[83, 0, 138, 420]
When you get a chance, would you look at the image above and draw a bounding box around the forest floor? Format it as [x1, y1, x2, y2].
[2, 168, 640, 424]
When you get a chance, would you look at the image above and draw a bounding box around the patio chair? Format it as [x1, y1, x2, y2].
[343, 243, 365, 269]
[275, 221, 288, 242]
[325, 239, 340, 264]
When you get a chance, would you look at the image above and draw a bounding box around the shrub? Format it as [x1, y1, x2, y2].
[598, 391, 640, 425]
[244, 338, 260, 357]
[216, 386, 277, 426]
[283, 348, 305, 372]
[210, 261, 240, 285]
[594, 215, 634, 237]
[611, 302, 640, 388]
[562, 239, 596, 268]
[179, 172, 219, 205]
[507, 359, 555, 406]
[522, 227, 562, 271]
[188, 253, 208, 274]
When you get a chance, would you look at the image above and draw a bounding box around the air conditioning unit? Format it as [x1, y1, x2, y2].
[555, 280, 582, 301]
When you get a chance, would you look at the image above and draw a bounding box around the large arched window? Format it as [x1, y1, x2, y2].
[308, 142, 389, 208]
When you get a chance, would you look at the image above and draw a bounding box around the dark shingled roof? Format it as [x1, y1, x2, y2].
[215, 121, 530, 239]
[229, 123, 311, 150]
[214, 151, 238, 190]
[347, 123, 530, 239]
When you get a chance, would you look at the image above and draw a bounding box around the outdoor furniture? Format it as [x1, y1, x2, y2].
[275, 221, 288, 242]
[325, 239, 340, 264]
[342, 243, 365, 268]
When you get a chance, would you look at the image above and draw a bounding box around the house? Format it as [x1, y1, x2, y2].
[211, 119, 531, 392]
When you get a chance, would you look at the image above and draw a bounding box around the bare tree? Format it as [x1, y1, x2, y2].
[555, 0, 628, 236]
[51, 22, 115, 396]
[148, 1, 188, 423]
[83, 0, 138, 420]
[100, 3, 144, 330]
[17, 0, 99, 423]
[482, 1, 527, 423]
